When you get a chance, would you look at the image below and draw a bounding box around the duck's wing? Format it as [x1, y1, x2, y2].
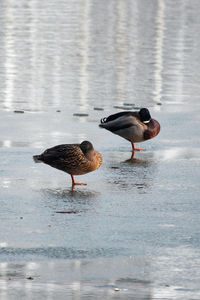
[100, 111, 139, 124]
[99, 111, 141, 132]
[40, 144, 81, 166]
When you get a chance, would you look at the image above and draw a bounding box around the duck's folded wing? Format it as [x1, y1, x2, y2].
[41, 144, 80, 164]
[99, 114, 139, 132]
[101, 111, 140, 123]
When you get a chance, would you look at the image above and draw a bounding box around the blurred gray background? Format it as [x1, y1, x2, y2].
[0, 0, 200, 299]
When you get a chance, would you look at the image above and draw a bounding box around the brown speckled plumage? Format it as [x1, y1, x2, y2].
[33, 141, 102, 185]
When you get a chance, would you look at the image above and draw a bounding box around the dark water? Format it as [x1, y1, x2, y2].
[1, 0, 200, 299]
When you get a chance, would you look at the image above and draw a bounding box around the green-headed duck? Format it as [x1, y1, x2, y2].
[99, 108, 160, 158]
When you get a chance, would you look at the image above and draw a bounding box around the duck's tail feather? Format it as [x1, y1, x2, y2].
[100, 117, 107, 123]
[99, 117, 107, 128]
[33, 155, 43, 163]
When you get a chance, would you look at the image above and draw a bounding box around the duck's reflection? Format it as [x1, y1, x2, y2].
[124, 157, 153, 167]
[106, 152, 157, 193]
[42, 187, 99, 200]
[41, 187, 99, 214]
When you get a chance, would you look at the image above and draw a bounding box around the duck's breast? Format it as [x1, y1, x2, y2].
[143, 119, 160, 140]
[71, 151, 102, 175]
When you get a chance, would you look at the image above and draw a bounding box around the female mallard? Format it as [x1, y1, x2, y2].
[99, 108, 160, 158]
[33, 141, 102, 186]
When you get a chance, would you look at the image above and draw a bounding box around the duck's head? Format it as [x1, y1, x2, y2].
[80, 141, 94, 154]
[139, 108, 151, 124]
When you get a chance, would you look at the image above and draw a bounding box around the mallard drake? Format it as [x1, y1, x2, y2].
[99, 108, 160, 158]
[33, 141, 102, 186]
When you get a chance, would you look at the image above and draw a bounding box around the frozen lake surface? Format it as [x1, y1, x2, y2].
[0, 0, 200, 299]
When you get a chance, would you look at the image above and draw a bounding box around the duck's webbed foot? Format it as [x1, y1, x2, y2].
[71, 175, 87, 186]
[130, 143, 145, 159]
[134, 147, 144, 151]
[131, 142, 144, 152]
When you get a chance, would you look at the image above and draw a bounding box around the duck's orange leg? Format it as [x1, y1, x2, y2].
[131, 151, 135, 159]
[71, 175, 87, 186]
[131, 142, 144, 154]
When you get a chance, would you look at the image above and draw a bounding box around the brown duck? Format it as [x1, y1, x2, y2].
[99, 108, 160, 159]
[33, 141, 102, 186]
